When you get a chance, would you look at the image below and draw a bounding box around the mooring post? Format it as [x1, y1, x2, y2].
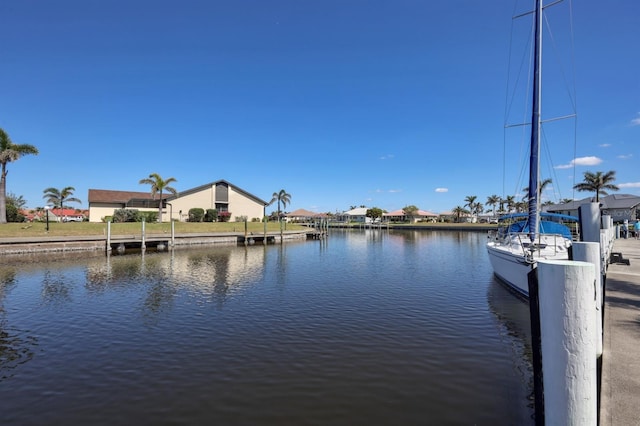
[141, 220, 146, 251]
[538, 259, 598, 425]
[579, 202, 601, 243]
[571, 242, 603, 357]
[107, 221, 112, 252]
[263, 216, 267, 245]
[171, 220, 175, 248]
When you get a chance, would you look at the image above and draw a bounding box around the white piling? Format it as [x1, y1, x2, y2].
[580, 202, 601, 243]
[141, 220, 146, 250]
[171, 220, 175, 248]
[571, 242, 603, 357]
[538, 260, 597, 426]
[107, 221, 112, 252]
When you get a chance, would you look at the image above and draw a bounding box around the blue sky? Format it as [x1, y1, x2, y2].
[1, 0, 638, 214]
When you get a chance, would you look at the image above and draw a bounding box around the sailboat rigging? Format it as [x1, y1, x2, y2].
[486, 0, 579, 297]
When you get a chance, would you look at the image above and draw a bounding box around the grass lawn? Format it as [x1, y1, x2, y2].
[0, 221, 309, 238]
[0, 221, 493, 239]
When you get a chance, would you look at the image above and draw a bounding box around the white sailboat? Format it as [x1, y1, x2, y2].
[486, 0, 578, 297]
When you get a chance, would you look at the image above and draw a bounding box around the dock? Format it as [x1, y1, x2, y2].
[0, 230, 317, 255]
[600, 237, 640, 426]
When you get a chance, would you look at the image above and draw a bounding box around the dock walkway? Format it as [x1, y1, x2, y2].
[601, 237, 640, 426]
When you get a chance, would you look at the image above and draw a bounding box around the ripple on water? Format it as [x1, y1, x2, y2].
[0, 230, 533, 425]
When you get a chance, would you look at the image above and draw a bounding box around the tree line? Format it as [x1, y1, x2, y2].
[452, 172, 619, 222]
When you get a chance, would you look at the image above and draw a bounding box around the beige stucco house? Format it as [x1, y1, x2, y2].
[383, 209, 438, 223]
[88, 180, 268, 223]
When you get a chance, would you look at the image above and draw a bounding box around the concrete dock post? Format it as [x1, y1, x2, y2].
[538, 260, 597, 426]
[580, 202, 601, 243]
[571, 242, 603, 357]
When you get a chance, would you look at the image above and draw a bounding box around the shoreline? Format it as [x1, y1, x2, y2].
[0, 224, 494, 256]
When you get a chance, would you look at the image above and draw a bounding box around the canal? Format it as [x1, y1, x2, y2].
[0, 229, 534, 425]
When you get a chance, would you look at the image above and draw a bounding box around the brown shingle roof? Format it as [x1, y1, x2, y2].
[286, 208, 318, 217]
[88, 189, 167, 203]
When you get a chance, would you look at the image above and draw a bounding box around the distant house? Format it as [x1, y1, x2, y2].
[88, 180, 268, 223]
[55, 208, 87, 222]
[543, 194, 640, 223]
[439, 210, 472, 223]
[22, 208, 87, 223]
[383, 209, 438, 223]
[335, 207, 369, 223]
[285, 208, 319, 222]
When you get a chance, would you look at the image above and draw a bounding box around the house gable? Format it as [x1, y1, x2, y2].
[88, 181, 267, 223]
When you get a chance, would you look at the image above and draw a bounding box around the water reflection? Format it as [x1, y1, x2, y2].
[41, 270, 73, 305]
[0, 267, 37, 381]
[0, 231, 534, 424]
[487, 278, 535, 417]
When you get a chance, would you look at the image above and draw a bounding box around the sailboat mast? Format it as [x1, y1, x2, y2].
[528, 0, 542, 243]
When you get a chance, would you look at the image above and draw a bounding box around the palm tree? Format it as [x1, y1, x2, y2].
[522, 178, 553, 202]
[43, 187, 82, 219]
[504, 195, 516, 213]
[473, 202, 484, 216]
[464, 195, 477, 219]
[270, 189, 292, 221]
[452, 205, 469, 223]
[0, 128, 39, 224]
[514, 201, 527, 213]
[573, 171, 619, 202]
[486, 195, 500, 216]
[139, 173, 178, 222]
[270, 189, 292, 240]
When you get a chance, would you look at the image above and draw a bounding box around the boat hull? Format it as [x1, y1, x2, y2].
[486, 243, 533, 297]
[487, 236, 572, 298]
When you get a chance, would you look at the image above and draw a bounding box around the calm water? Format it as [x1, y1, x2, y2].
[0, 229, 534, 425]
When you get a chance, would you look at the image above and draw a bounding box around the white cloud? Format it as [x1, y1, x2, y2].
[617, 154, 633, 160]
[435, 188, 448, 193]
[555, 156, 603, 169]
[379, 154, 395, 160]
[631, 113, 640, 126]
[373, 188, 401, 193]
[599, 143, 611, 148]
[619, 182, 640, 188]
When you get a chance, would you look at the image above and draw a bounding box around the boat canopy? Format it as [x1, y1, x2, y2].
[506, 220, 573, 239]
[499, 212, 577, 239]
[498, 212, 578, 223]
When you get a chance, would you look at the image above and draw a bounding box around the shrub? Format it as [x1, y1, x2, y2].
[204, 209, 217, 222]
[112, 209, 140, 223]
[189, 208, 205, 222]
[140, 211, 158, 223]
[235, 215, 247, 223]
[6, 203, 24, 222]
[218, 211, 231, 222]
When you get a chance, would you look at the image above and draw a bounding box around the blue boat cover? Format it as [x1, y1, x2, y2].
[498, 212, 578, 222]
[506, 219, 574, 239]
